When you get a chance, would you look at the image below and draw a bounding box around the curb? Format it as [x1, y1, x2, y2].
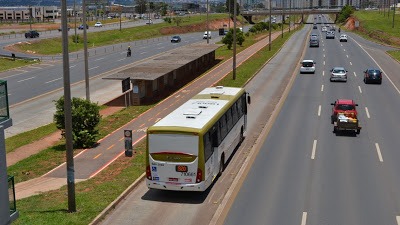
[89, 173, 146, 225]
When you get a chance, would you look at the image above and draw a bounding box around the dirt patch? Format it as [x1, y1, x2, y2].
[345, 16, 400, 47]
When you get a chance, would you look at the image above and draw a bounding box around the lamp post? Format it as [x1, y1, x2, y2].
[269, 0, 272, 51]
[82, 0, 90, 101]
[289, 0, 292, 32]
[233, 0, 237, 80]
[207, 0, 209, 44]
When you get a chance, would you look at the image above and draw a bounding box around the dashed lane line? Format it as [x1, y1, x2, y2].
[365, 107, 370, 118]
[375, 143, 383, 162]
[311, 140, 317, 160]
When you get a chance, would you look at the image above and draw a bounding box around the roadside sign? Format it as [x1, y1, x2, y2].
[124, 130, 133, 157]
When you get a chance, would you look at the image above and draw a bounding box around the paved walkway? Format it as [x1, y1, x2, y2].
[11, 25, 301, 200]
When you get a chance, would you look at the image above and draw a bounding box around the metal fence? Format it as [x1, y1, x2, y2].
[8, 175, 16, 215]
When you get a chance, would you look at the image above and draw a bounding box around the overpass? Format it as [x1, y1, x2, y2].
[241, 8, 342, 24]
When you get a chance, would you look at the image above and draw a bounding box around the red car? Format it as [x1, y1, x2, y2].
[330, 99, 358, 124]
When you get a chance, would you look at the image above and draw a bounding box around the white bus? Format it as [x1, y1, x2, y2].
[146, 86, 251, 191]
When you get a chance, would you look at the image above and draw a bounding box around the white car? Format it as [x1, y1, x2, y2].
[330, 67, 348, 82]
[339, 34, 348, 42]
[203, 31, 211, 39]
[94, 22, 103, 27]
[300, 60, 316, 74]
[321, 26, 327, 32]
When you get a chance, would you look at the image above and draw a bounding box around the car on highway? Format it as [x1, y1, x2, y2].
[171, 35, 181, 43]
[330, 67, 347, 82]
[58, 25, 71, 31]
[326, 31, 335, 39]
[24, 30, 39, 38]
[78, 24, 89, 30]
[94, 22, 103, 27]
[321, 26, 327, 32]
[309, 37, 320, 47]
[363, 68, 382, 84]
[203, 31, 211, 39]
[339, 34, 348, 42]
[313, 24, 318, 29]
[330, 99, 358, 124]
[300, 60, 316, 74]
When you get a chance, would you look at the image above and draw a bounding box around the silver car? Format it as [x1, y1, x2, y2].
[330, 67, 348, 82]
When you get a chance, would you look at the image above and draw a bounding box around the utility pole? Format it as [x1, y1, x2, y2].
[282, 0, 284, 38]
[233, 0, 237, 80]
[61, 0, 76, 212]
[29, 6, 32, 30]
[269, 0, 272, 51]
[207, 0, 209, 44]
[289, 0, 292, 32]
[393, 1, 396, 28]
[74, 0, 77, 44]
[83, 0, 90, 101]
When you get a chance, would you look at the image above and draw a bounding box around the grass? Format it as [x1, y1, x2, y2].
[16, 14, 228, 55]
[349, 10, 400, 62]
[9, 23, 299, 224]
[0, 58, 39, 72]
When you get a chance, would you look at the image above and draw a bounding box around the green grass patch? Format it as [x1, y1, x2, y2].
[387, 50, 400, 62]
[0, 58, 39, 72]
[9, 24, 300, 225]
[17, 14, 228, 55]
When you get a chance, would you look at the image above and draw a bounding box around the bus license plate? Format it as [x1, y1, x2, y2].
[176, 165, 188, 172]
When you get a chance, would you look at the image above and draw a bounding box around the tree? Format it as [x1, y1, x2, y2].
[226, 0, 240, 16]
[54, 97, 101, 148]
[135, 0, 148, 14]
[338, 5, 354, 23]
[172, 17, 183, 26]
[222, 28, 245, 49]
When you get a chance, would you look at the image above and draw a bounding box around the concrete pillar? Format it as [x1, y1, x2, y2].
[0, 125, 10, 225]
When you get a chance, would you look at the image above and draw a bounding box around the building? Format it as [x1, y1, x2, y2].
[0, 6, 58, 21]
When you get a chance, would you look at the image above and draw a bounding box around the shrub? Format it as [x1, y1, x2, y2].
[54, 97, 101, 148]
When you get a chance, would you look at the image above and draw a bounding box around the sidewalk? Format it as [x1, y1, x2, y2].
[11, 25, 301, 200]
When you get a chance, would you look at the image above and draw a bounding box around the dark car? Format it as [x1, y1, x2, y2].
[364, 68, 382, 84]
[78, 24, 89, 30]
[58, 26, 71, 31]
[25, 30, 39, 38]
[313, 24, 317, 29]
[171, 36, 181, 43]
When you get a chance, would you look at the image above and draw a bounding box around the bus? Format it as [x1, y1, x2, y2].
[145, 86, 251, 191]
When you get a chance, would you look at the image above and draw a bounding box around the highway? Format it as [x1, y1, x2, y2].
[0, 27, 222, 137]
[223, 17, 400, 225]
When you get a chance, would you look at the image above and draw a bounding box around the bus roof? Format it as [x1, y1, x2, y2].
[149, 86, 244, 131]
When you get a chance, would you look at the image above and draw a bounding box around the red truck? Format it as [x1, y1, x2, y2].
[331, 99, 361, 134]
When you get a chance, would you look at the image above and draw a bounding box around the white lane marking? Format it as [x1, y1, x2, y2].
[344, 49, 346, 51]
[323, 48, 325, 52]
[352, 38, 400, 95]
[28, 66, 42, 69]
[14, 69, 27, 72]
[157, 47, 165, 50]
[396, 216, 400, 225]
[358, 86, 362, 93]
[157, 43, 162, 45]
[301, 212, 308, 225]
[311, 140, 317, 160]
[117, 58, 126, 61]
[321, 84, 324, 92]
[89, 66, 99, 70]
[69, 65, 76, 68]
[365, 107, 370, 118]
[375, 143, 383, 162]
[45, 77, 62, 84]
[354, 72, 357, 77]
[17, 76, 35, 82]
[346, 55, 349, 58]
[140, 52, 147, 54]
[322, 71, 325, 76]
[341, 44, 343, 47]
[323, 54, 325, 58]
[323, 61, 325, 65]
[94, 57, 105, 61]
[350, 62, 353, 65]
[318, 105, 321, 116]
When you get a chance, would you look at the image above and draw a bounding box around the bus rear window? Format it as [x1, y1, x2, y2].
[149, 133, 198, 156]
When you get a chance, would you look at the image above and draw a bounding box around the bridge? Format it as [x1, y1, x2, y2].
[241, 8, 342, 24]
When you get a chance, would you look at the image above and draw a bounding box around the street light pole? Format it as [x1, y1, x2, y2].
[61, 0, 76, 212]
[289, 0, 292, 32]
[82, 0, 90, 101]
[233, 0, 237, 80]
[207, 0, 209, 44]
[269, 0, 272, 51]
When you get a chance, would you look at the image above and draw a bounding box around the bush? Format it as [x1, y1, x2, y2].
[222, 28, 245, 49]
[338, 5, 354, 23]
[53, 97, 101, 148]
[164, 17, 172, 23]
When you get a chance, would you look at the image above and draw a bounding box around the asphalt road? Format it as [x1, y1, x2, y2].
[223, 18, 400, 225]
[0, 28, 222, 138]
[96, 24, 307, 225]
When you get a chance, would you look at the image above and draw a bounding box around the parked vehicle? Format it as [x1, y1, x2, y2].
[364, 68, 382, 84]
[331, 99, 361, 134]
[58, 26, 71, 31]
[25, 30, 39, 38]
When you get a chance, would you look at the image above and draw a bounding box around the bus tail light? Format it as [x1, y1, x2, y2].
[196, 168, 202, 183]
[146, 166, 152, 180]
